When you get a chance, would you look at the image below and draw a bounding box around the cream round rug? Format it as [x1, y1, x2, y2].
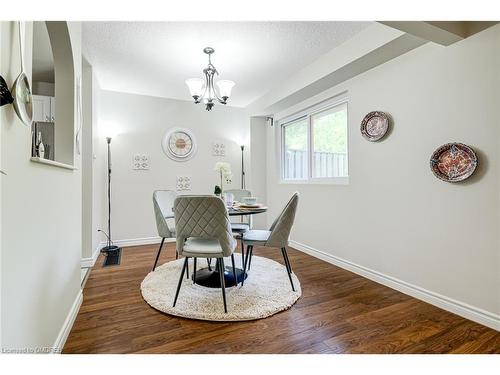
[141, 254, 301, 321]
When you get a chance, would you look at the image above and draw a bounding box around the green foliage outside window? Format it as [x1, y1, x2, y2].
[284, 108, 347, 154]
[313, 109, 347, 153]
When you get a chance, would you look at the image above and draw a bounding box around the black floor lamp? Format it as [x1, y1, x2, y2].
[99, 135, 121, 266]
[240, 145, 245, 189]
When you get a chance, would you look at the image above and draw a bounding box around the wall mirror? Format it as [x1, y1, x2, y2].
[31, 21, 75, 167]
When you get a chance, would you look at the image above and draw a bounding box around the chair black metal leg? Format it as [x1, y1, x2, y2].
[283, 247, 294, 274]
[207, 258, 212, 271]
[186, 258, 189, 279]
[218, 258, 228, 313]
[240, 236, 245, 270]
[281, 248, 295, 292]
[282, 247, 294, 274]
[193, 258, 197, 284]
[152, 237, 165, 271]
[230, 254, 237, 285]
[283, 248, 292, 274]
[248, 247, 254, 270]
[173, 257, 189, 307]
[241, 245, 252, 286]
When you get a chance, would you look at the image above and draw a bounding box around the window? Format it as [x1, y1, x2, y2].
[282, 117, 308, 180]
[281, 96, 348, 183]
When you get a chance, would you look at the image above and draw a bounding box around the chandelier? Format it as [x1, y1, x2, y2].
[185, 47, 235, 111]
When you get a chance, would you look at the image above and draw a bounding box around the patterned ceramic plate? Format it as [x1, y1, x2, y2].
[361, 111, 389, 141]
[430, 143, 478, 182]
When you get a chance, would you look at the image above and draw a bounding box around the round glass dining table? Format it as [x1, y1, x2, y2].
[193, 206, 267, 288]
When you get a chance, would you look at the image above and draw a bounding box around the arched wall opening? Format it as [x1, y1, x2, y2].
[45, 21, 75, 165]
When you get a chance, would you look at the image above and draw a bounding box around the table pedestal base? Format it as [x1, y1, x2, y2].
[194, 266, 247, 288]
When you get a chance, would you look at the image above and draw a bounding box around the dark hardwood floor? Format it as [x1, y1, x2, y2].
[63, 243, 500, 354]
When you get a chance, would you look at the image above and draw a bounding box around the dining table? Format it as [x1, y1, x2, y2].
[192, 205, 267, 288]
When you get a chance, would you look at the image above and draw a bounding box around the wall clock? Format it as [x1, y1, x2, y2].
[161, 127, 197, 161]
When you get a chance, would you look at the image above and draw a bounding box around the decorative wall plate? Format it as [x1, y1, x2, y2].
[361, 111, 390, 141]
[430, 143, 478, 183]
[162, 127, 197, 161]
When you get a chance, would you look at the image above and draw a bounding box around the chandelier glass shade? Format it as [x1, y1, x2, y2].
[186, 47, 235, 111]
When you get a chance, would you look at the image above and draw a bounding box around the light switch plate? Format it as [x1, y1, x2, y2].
[133, 154, 150, 170]
[176, 176, 191, 191]
[212, 142, 226, 156]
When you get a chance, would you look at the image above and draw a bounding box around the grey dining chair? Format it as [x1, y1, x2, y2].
[152, 190, 177, 271]
[173, 195, 237, 313]
[225, 188, 252, 231]
[241, 192, 299, 291]
[224, 188, 252, 270]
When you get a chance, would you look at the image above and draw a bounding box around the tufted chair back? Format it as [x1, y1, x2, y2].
[153, 190, 177, 238]
[266, 192, 299, 248]
[174, 195, 236, 257]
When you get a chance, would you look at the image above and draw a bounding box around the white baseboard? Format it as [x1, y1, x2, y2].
[82, 237, 169, 268]
[111, 236, 162, 247]
[98, 236, 175, 249]
[81, 237, 174, 270]
[52, 289, 83, 353]
[81, 243, 101, 268]
[289, 240, 500, 332]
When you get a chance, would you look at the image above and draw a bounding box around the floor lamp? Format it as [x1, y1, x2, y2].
[240, 145, 245, 189]
[99, 135, 121, 266]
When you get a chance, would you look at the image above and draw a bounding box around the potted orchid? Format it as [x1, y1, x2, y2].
[214, 162, 232, 196]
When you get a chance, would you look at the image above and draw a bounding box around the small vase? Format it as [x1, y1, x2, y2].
[37, 132, 45, 159]
[39, 142, 45, 159]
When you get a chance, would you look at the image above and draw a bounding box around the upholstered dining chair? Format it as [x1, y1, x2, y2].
[173, 195, 237, 313]
[241, 192, 299, 291]
[224, 188, 252, 270]
[152, 190, 177, 271]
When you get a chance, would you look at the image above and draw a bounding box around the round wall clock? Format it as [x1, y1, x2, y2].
[161, 127, 197, 161]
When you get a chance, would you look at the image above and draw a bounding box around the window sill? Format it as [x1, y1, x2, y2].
[30, 157, 75, 170]
[279, 177, 349, 185]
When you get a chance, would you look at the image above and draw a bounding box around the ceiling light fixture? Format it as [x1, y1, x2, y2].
[185, 47, 235, 111]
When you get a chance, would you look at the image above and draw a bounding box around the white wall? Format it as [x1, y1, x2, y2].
[32, 81, 55, 96]
[98, 90, 250, 242]
[81, 59, 93, 260]
[249, 117, 268, 229]
[0, 22, 3, 349]
[81, 59, 106, 265]
[1, 21, 82, 350]
[92, 76, 105, 259]
[266, 26, 500, 321]
[46, 21, 76, 166]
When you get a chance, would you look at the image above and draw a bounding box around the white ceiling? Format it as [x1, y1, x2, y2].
[83, 22, 371, 107]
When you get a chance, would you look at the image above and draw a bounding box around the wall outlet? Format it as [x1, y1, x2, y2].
[133, 154, 150, 170]
[176, 176, 191, 191]
[212, 142, 226, 156]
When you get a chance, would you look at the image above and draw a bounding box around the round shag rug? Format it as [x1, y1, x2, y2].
[141, 254, 301, 321]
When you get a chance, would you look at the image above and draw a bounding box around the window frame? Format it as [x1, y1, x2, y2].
[279, 94, 349, 185]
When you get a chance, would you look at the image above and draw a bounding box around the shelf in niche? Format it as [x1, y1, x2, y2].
[30, 157, 75, 170]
